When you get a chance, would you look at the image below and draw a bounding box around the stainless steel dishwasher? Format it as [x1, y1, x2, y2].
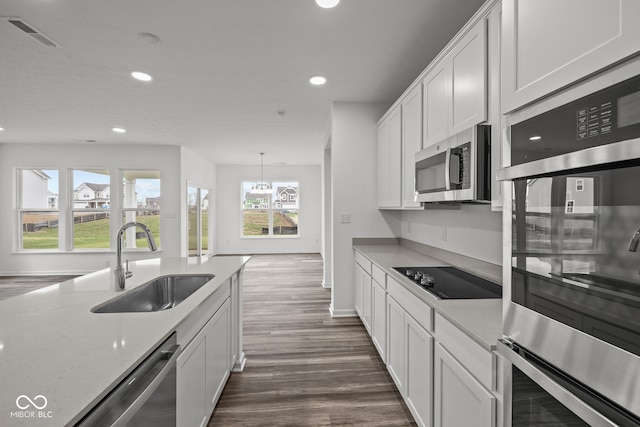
[76, 332, 180, 426]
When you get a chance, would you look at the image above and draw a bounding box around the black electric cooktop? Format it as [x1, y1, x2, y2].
[392, 266, 502, 300]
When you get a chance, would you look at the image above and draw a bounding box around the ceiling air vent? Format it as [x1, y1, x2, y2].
[6, 17, 59, 48]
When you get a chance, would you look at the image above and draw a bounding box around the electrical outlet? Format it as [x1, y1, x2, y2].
[340, 213, 351, 224]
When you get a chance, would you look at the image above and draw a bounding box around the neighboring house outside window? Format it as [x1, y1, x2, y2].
[242, 181, 299, 237]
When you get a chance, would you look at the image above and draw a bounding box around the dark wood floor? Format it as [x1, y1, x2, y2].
[209, 253, 416, 426]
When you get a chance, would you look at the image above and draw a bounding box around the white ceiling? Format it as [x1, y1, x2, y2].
[0, 0, 485, 165]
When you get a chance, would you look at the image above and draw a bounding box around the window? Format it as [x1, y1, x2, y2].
[121, 170, 161, 250]
[187, 183, 209, 256]
[18, 169, 59, 250]
[242, 181, 299, 237]
[72, 169, 110, 249]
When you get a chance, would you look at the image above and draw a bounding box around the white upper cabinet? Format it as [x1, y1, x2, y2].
[450, 19, 488, 134]
[377, 107, 402, 208]
[401, 85, 423, 209]
[502, 0, 640, 113]
[423, 63, 450, 147]
[423, 18, 488, 148]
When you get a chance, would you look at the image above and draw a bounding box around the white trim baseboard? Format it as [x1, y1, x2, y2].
[329, 304, 357, 318]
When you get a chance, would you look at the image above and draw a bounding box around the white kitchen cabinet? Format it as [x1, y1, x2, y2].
[502, 0, 640, 113]
[423, 18, 487, 148]
[434, 342, 495, 427]
[423, 62, 450, 148]
[354, 262, 365, 318]
[377, 107, 402, 208]
[362, 270, 373, 334]
[206, 299, 230, 413]
[405, 313, 434, 427]
[487, 1, 503, 211]
[386, 293, 434, 427]
[386, 295, 405, 392]
[371, 277, 387, 362]
[177, 325, 209, 427]
[401, 85, 424, 209]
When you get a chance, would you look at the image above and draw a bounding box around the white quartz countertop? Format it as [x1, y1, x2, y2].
[0, 256, 250, 427]
[353, 243, 502, 352]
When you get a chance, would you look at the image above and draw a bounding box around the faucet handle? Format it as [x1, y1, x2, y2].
[125, 260, 133, 278]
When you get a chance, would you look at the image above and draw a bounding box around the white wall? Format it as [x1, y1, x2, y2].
[215, 164, 322, 254]
[0, 143, 198, 275]
[400, 205, 502, 265]
[330, 102, 400, 316]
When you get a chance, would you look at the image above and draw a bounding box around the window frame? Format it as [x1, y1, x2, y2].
[17, 168, 61, 252]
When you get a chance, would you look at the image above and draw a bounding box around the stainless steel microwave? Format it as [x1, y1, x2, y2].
[414, 124, 491, 203]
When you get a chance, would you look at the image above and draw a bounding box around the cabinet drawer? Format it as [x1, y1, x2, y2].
[354, 251, 371, 275]
[371, 264, 386, 288]
[434, 313, 495, 391]
[387, 276, 432, 332]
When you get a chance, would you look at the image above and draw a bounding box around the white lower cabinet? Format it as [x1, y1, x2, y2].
[386, 294, 433, 427]
[178, 299, 232, 427]
[405, 314, 433, 427]
[434, 342, 495, 427]
[386, 295, 405, 392]
[354, 262, 365, 318]
[371, 278, 387, 362]
[177, 325, 209, 427]
[206, 299, 230, 413]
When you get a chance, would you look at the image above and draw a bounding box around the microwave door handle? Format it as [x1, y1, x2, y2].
[444, 150, 451, 190]
[449, 150, 461, 185]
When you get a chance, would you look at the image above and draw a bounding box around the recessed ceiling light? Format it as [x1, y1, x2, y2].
[316, 0, 340, 8]
[131, 71, 152, 82]
[310, 76, 327, 85]
[0, 127, 4, 131]
[529, 135, 542, 141]
[112, 127, 126, 133]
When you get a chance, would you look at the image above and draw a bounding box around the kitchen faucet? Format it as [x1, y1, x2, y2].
[628, 228, 640, 252]
[115, 222, 158, 290]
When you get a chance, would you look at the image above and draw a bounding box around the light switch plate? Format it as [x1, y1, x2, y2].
[340, 213, 351, 224]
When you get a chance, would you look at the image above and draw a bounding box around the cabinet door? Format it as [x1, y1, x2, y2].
[423, 62, 451, 148]
[401, 85, 423, 209]
[177, 327, 208, 427]
[386, 296, 405, 393]
[207, 299, 230, 413]
[450, 18, 487, 134]
[377, 108, 402, 208]
[502, 0, 640, 113]
[405, 315, 433, 427]
[434, 343, 495, 427]
[371, 279, 387, 362]
[230, 275, 239, 369]
[362, 272, 373, 334]
[354, 263, 364, 317]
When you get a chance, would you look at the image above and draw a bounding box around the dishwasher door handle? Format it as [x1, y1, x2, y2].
[112, 344, 180, 427]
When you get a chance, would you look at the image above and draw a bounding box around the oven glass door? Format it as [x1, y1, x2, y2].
[511, 163, 640, 357]
[416, 151, 447, 194]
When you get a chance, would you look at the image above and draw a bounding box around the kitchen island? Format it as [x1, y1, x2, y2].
[0, 255, 250, 426]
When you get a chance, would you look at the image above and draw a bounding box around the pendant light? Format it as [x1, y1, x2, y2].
[252, 152, 272, 194]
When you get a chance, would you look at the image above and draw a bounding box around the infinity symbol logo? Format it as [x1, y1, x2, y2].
[16, 395, 48, 410]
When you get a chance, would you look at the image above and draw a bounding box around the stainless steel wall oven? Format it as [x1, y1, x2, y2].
[497, 73, 640, 426]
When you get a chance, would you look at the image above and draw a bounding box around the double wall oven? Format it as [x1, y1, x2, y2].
[497, 73, 640, 426]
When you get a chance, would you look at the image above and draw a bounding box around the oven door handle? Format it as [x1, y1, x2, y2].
[497, 340, 619, 427]
[112, 343, 181, 426]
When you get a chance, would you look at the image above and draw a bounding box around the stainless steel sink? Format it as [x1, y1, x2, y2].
[91, 274, 215, 313]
